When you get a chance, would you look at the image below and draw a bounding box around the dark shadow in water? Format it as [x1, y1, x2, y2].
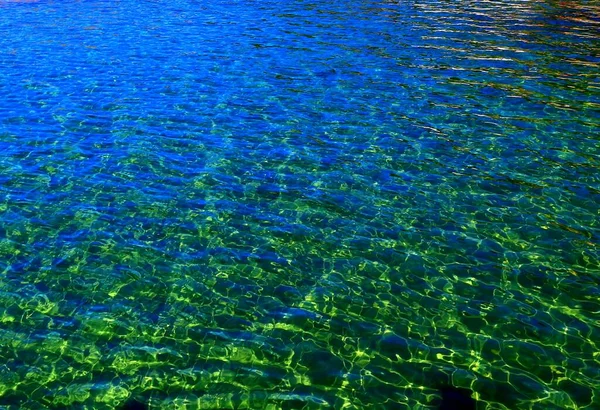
[121, 399, 148, 410]
[120, 386, 478, 410]
[435, 386, 477, 410]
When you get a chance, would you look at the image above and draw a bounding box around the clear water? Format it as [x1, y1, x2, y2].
[0, 0, 599, 408]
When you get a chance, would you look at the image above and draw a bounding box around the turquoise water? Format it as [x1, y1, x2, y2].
[0, 0, 599, 408]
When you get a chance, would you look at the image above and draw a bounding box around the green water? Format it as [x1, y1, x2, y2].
[0, 0, 599, 408]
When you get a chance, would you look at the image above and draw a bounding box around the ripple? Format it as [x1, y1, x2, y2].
[0, 0, 599, 408]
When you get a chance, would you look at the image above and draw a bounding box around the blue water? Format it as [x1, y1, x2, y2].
[0, 0, 599, 408]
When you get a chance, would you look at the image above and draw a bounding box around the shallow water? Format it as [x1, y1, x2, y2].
[0, 0, 599, 408]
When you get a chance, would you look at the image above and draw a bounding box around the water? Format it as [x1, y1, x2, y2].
[0, 0, 598, 408]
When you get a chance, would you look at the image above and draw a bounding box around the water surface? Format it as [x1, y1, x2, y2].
[0, 0, 599, 408]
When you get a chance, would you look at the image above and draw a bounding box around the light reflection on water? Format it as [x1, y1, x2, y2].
[0, 0, 598, 408]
